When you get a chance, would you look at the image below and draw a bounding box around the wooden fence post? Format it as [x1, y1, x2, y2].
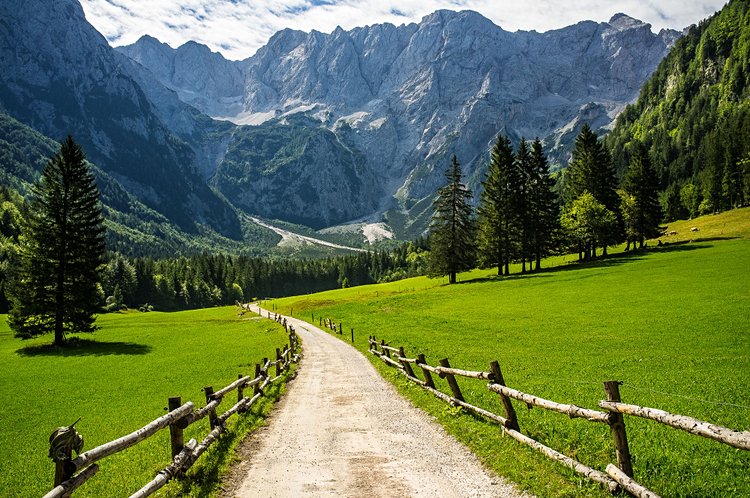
[276, 348, 282, 377]
[439, 358, 464, 402]
[489, 361, 519, 431]
[203, 387, 218, 430]
[604, 381, 633, 478]
[381, 340, 390, 358]
[398, 347, 417, 378]
[254, 364, 262, 395]
[168, 397, 184, 459]
[237, 374, 246, 411]
[319, 317, 322, 326]
[351, 328, 354, 343]
[416, 354, 435, 388]
[338, 323, 342, 335]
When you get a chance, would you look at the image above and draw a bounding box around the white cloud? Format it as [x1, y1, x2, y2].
[78, 0, 727, 60]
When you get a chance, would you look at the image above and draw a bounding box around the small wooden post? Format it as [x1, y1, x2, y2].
[381, 340, 390, 358]
[339, 323, 343, 335]
[290, 307, 293, 316]
[417, 354, 435, 388]
[489, 361, 519, 431]
[439, 358, 464, 402]
[254, 364, 262, 394]
[604, 381, 634, 478]
[319, 317, 322, 326]
[351, 328, 354, 343]
[53, 449, 74, 492]
[398, 347, 416, 378]
[237, 374, 245, 409]
[204, 386, 218, 430]
[276, 348, 282, 377]
[168, 396, 185, 458]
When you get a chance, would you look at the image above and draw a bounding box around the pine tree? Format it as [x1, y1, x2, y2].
[477, 135, 515, 275]
[8, 136, 106, 345]
[513, 139, 533, 272]
[528, 139, 560, 270]
[428, 155, 476, 284]
[564, 124, 621, 254]
[622, 142, 662, 247]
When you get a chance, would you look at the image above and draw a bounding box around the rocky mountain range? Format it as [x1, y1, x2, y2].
[0, 0, 681, 249]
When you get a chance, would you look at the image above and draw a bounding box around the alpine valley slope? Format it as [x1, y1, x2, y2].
[120, 10, 679, 237]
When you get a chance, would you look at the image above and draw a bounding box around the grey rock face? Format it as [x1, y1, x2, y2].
[121, 11, 676, 233]
[0, 0, 241, 237]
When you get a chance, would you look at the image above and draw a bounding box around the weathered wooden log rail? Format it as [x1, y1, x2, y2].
[367, 336, 749, 498]
[43, 311, 300, 498]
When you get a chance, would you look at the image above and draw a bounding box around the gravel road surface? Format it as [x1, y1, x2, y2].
[225, 307, 528, 497]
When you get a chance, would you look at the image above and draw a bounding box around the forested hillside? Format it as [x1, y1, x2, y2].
[607, 0, 750, 220]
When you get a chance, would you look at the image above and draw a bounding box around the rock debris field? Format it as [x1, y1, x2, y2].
[221, 306, 529, 497]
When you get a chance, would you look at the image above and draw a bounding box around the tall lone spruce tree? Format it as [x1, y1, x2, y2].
[9, 136, 105, 345]
[428, 155, 475, 284]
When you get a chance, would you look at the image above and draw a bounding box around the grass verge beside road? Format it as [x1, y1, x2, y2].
[0, 306, 291, 497]
[272, 209, 750, 497]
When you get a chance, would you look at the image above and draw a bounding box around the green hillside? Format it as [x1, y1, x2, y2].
[272, 208, 750, 497]
[606, 0, 750, 220]
[0, 306, 293, 497]
[0, 112, 280, 257]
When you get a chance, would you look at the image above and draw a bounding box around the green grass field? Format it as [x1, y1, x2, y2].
[272, 208, 750, 497]
[0, 307, 292, 497]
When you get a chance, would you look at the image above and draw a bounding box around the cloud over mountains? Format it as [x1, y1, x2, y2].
[79, 0, 725, 60]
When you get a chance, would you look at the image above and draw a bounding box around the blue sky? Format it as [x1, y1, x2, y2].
[78, 0, 728, 60]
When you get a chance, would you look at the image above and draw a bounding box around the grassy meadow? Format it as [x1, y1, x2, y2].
[271, 208, 750, 497]
[0, 306, 293, 497]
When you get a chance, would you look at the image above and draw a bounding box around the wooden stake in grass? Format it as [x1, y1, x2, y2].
[398, 347, 416, 378]
[489, 361, 519, 431]
[417, 354, 435, 388]
[168, 397, 184, 458]
[603, 381, 633, 478]
[237, 374, 246, 412]
[439, 358, 464, 402]
[276, 348, 282, 377]
[203, 387, 218, 430]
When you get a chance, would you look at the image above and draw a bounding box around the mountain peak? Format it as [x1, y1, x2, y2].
[608, 13, 649, 31]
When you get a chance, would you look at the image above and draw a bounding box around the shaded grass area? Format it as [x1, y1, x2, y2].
[0, 307, 291, 497]
[272, 210, 750, 497]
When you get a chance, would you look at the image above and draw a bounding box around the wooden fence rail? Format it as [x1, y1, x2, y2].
[43, 308, 300, 498]
[367, 335, 749, 498]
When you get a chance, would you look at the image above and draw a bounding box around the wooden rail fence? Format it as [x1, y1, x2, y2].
[368, 336, 750, 498]
[42, 315, 300, 498]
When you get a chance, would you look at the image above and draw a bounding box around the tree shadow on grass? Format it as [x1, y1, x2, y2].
[16, 338, 151, 357]
[456, 239, 721, 286]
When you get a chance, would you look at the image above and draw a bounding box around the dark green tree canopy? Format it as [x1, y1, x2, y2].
[428, 155, 476, 284]
[622, 141, 663, 247]
[9, 136, 106, 344]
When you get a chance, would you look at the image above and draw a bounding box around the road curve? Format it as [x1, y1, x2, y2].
[225, 306, 528, 498]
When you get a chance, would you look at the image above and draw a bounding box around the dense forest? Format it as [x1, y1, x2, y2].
[0, 185, 428, 314]
[606, 0, 750, 220]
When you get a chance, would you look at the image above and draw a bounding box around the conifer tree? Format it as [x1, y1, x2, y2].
[528, 139, 560, 270]
[9, 136, 105, 345]
[622, 142, 662, 247]
[513, 139, 533, 272]
[477, 135, 515, 275]
[564, 124, 621, 254]
[428, 155, 476, 284]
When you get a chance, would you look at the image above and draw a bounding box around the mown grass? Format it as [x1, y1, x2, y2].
[272, 208, 750, 497]
[0, 306, 292, 497]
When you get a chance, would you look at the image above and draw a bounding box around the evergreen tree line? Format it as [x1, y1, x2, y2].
[100, 243, 429, 312]
[428, 125, 663, 280]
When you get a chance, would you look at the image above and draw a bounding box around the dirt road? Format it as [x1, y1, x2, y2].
[225, 307, 527, 497]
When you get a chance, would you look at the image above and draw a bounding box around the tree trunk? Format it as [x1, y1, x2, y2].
[602, 245, 608, 256]
[449, 272, 456, 284]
